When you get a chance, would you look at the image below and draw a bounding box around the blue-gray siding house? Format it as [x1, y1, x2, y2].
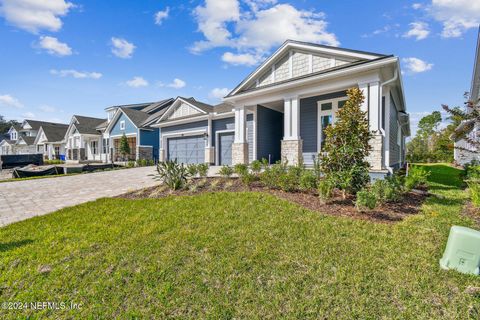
[104, 99, 174, 161]
[153, 40, 410, 178]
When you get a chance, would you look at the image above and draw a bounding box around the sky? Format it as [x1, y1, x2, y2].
[0, 0, 479, 136]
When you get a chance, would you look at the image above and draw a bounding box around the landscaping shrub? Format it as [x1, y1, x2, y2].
[137, 159, 147, 167]
[127, 160, 136, 168]
[44, 159, 64, 165]
[156, 160, 189, 190]
[465, 161, 480, 180]
[371, 178, 401, 204]
[405, 165, 430, 190]
[218, 165, 234, 178]
[197, 163, 209, 177]
[277, 166, 303, 192]
[187, 164, 199, 177]
[250, 160, 262, 174]
[320, 88, 372, 197]
[239, 171, 256, 186]
[355, 189, 377, 212]
[313, 156, 322, 179]
[299, 169, 318, 191]
[234, 163, 248, 176]
[467, 180, 480, 207]
[318, 178, 334, 204]
[261, 158, 269, 169]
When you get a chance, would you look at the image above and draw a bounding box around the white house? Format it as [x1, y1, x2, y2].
[34, 124, 69, 160]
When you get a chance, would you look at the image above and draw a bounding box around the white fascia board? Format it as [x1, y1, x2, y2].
[153, 114, 209, 128]
[33, 127, 45, 145]
[225, 57, 397, 104]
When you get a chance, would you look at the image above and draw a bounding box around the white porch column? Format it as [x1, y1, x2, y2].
[282, 96, 303, 165]
[205, 116, 214, 164]
[359, 81, 384, 171]
[383, 86, 391, 172]
[232, 106, 248, 164]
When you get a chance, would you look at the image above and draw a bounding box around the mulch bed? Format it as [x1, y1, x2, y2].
[462, 202, 480, 227]
[118, 177, 427, 224]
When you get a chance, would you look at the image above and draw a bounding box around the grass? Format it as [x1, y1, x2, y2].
[0, 164, 479, 319]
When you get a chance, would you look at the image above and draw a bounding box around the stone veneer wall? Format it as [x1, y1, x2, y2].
[232, 142, 249, 165]
[281, 140, 303, 166]
[205, 147, 214, 164]
[366, 134, 383, 171]
[136, 146, 153, 161]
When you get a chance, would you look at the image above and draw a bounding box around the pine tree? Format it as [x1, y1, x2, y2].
[119, 133, 131, 160]
[320, 87, 373, 197]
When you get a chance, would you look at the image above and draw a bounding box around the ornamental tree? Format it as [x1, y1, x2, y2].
[320, 87, 372, 197]
[119, 133, 131, 160]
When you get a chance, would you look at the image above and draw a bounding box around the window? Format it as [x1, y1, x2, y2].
[102, 138, 109, 154]
[91, 141, 98, 155]
[338, 100, 347, 109]
[120, 120, 125, 130]
[321, 102, 332, 111]
[320, 115, 332, 149]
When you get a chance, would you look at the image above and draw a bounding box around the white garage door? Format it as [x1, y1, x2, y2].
[167, 135, 205, 164]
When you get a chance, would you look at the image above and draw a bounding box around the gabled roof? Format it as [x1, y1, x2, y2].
[8, 124, 21, 133]
[17, 136, 36, 146]
[0, 139, 14, 146]
[120, 107, 150, 127]
[226, 39, 390, 98]
[21, 119, 67, 131]
[157, 97, 214, 123]
[38, 124, 69, 143]
[72, 115, 107, 135]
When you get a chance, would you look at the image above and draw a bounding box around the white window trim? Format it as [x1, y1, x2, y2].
[316, 97, 348, 152]
[397, 122, 401, 146]
[120, 120, 125, 130]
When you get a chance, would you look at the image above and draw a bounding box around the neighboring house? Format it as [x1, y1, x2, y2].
[154, 40, 410, 177]
[34, 124, 69, 160]
[64, 115, 107, 162]
[15, 136, 37, 154]
[453, 29, 480, 165]
[0, 125, 21, 155]
[0, 120, 68, 156]
[104, 98, 174, 161]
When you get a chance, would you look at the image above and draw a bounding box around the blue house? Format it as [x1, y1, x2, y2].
[104, 99, 174, 161]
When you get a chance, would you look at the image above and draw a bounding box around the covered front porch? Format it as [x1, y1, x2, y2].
[111, 135, 137, 161]
[226, 74, 389, 172]
[66, 134, 104, 163]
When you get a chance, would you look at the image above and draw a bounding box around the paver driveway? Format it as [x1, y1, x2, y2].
[0, 166, 159, 226]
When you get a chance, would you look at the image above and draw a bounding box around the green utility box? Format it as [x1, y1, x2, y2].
[440, 226, 480, 275]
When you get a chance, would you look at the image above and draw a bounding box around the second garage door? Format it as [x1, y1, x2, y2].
[167, 135, 205, 164]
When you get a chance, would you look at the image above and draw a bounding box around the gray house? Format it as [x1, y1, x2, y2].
[154, 40, 410, 177]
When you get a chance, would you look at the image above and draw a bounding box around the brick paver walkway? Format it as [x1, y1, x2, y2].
[0, 167, 159, 226]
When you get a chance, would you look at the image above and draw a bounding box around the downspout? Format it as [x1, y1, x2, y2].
[379, 68, 398, 174]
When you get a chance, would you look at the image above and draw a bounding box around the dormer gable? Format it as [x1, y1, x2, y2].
[158, 97, 210, 122]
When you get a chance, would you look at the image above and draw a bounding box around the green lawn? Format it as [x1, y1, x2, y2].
[0, 164, 479, 319]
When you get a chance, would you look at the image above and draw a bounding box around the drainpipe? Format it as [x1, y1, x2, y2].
[380, 68, 398, 174]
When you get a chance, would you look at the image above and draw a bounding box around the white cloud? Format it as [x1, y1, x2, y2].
[38, 105, 56, 112]
[126, 76, 149, 88]
[209, 87, 230, 100]
[412, 3, 423, 10]
[222, 52, 259, 66]
[191, 1, 338, 66]
[0, 94, 23, 108]
[167, 78, 186, 89]
[0, 0, 73, 33]
[111, 37, 135, 59]
[403, 22, 430, 40]
[50, 69, 102, 79]
[402, 57, 433, 73]
[22, 111, 35, 118]
[154, 7, 170, 25]
[428, 0, 480, 38]
[37, 36, 72, 56]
